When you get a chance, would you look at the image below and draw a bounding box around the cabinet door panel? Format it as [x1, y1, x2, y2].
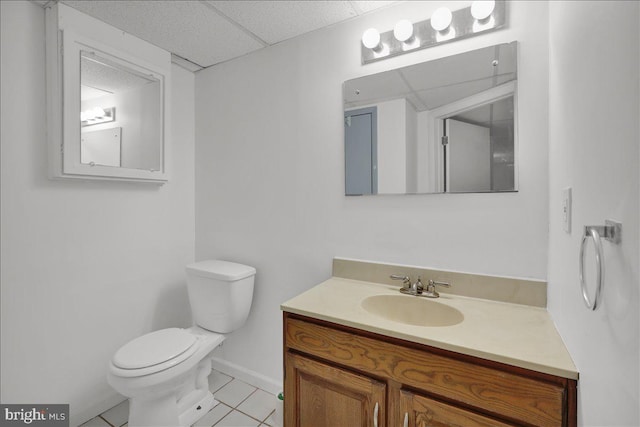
[400, 390, 517, 427]
[285, 317, 565, 426]
[285, 352, 385, 427]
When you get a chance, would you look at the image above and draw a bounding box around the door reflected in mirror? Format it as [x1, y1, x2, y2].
[344, 42, 517, 195]
[80, 50, 162, 171]
[445, 96, 514, 192]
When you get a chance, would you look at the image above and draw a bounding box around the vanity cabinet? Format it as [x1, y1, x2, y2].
[283, 313, 577, 427]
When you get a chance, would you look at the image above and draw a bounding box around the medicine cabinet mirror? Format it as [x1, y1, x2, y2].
[343, 42, 517, 195]
[46, 3, 170, 183]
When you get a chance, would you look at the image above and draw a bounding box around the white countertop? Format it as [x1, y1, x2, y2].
[281, 277, 578, 380]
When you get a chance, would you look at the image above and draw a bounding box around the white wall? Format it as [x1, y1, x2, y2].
[195, 1, 550, 384]
[547, 2, 640, 426]
[0, 2, 196, 425]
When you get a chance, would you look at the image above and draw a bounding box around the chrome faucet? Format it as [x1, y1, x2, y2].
[391, 275, 450, 297]
[391, 274, 423, 296]
[422, 280, 450, 298]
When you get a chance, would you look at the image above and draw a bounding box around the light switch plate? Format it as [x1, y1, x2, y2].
[562, 187, 572, 233]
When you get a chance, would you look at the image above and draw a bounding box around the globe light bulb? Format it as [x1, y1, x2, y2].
[431, 7, 452, 32]
[471, 0, 495, 21]
[362, 28, 381, 50]
[393, 19, 414, 42]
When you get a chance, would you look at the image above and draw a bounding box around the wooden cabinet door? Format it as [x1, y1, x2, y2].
[399, 389, 517, 427]
[285, 352, 386, 427]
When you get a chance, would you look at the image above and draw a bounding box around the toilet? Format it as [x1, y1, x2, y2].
[107, 260, 256, 427]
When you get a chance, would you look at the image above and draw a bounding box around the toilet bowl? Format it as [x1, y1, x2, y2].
[107, 260, 256, 427]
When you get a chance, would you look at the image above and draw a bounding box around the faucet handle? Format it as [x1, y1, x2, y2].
[390, 274, 411, 286]
[429, 280, 450, 288]
[391, 274, 413, 293]
[423, 280, 450, 298]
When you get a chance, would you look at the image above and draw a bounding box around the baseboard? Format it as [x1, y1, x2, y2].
[210, 356, 282, 395]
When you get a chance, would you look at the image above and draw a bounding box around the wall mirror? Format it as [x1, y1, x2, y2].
[80, 50, 162, 171]
[344, 42, 517, 195]
[47, 3, 170, 183]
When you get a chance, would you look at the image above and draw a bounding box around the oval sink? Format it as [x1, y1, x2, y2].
[361, 295, 464, 327]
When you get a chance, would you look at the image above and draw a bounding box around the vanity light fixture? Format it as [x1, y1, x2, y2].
[362, 28, 382, 51]
[430, 7, 452, 32]
[471, 0, 496, 21]
[81, 106, 115, 127]
[361, 0, 506, 64]
[393, 19, 414, 43]
[471, 0, 496, 32]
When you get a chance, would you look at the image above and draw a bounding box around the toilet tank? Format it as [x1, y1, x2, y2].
[185, 260, 256, 334]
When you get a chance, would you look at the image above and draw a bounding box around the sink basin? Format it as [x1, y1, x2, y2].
[361, 294, 464, 327]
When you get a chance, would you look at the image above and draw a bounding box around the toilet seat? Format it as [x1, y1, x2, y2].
[111, 328, 199, 378]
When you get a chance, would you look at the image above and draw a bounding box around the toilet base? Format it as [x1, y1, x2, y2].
[124, 346, 220, 426]
[129, 391, 216, 427]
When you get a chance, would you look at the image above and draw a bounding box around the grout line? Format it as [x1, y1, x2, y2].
[211, 405, 233, 427]
[262, 409, 275, 424]
[231, 395, 276, 426]
[213, 384, 273, 426]
[98, 415, 115, 427]
[232, 406, 266, 424]
[233, 386, 258, 409]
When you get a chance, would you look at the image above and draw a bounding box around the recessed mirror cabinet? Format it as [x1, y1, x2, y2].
[46, 3, 171, 183]
[344, 42, 518, 195]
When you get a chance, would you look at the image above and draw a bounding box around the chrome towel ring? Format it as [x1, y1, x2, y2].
[579, 220, 621, 311]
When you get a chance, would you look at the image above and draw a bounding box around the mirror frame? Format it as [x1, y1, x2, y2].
[46, 3, 171, 184]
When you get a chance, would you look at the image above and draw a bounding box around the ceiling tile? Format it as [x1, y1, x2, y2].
[63, 0, 264, 67]
[348, 1, 397, 15]
[58, 0, 402, 68]
[207, 0, 358, 44]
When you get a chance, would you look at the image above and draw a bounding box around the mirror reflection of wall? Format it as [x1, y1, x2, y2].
[344, 42, 517, 195]
[80, 51, 161, 171]
[81, 127, 122, 167]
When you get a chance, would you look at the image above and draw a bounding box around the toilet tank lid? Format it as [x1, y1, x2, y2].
[186, 260, 256, 281]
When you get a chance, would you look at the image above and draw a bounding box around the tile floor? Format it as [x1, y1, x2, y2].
[80, 370, 278, 427]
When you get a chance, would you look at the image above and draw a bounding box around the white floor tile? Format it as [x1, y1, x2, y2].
[193, 403, 232, 427]
[79, 416, 111, 427]
[208, 370, 233, 393]
[214, 379, 256, 408]
[237, 390, 276, 422]
[214, 410, 260, 427]
[100, 399, 129, 426]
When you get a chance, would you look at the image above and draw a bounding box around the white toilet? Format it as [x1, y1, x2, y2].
[107, 260, 256, 427]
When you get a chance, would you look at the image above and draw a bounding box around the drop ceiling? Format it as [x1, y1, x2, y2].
[43, 0, 400, 70]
